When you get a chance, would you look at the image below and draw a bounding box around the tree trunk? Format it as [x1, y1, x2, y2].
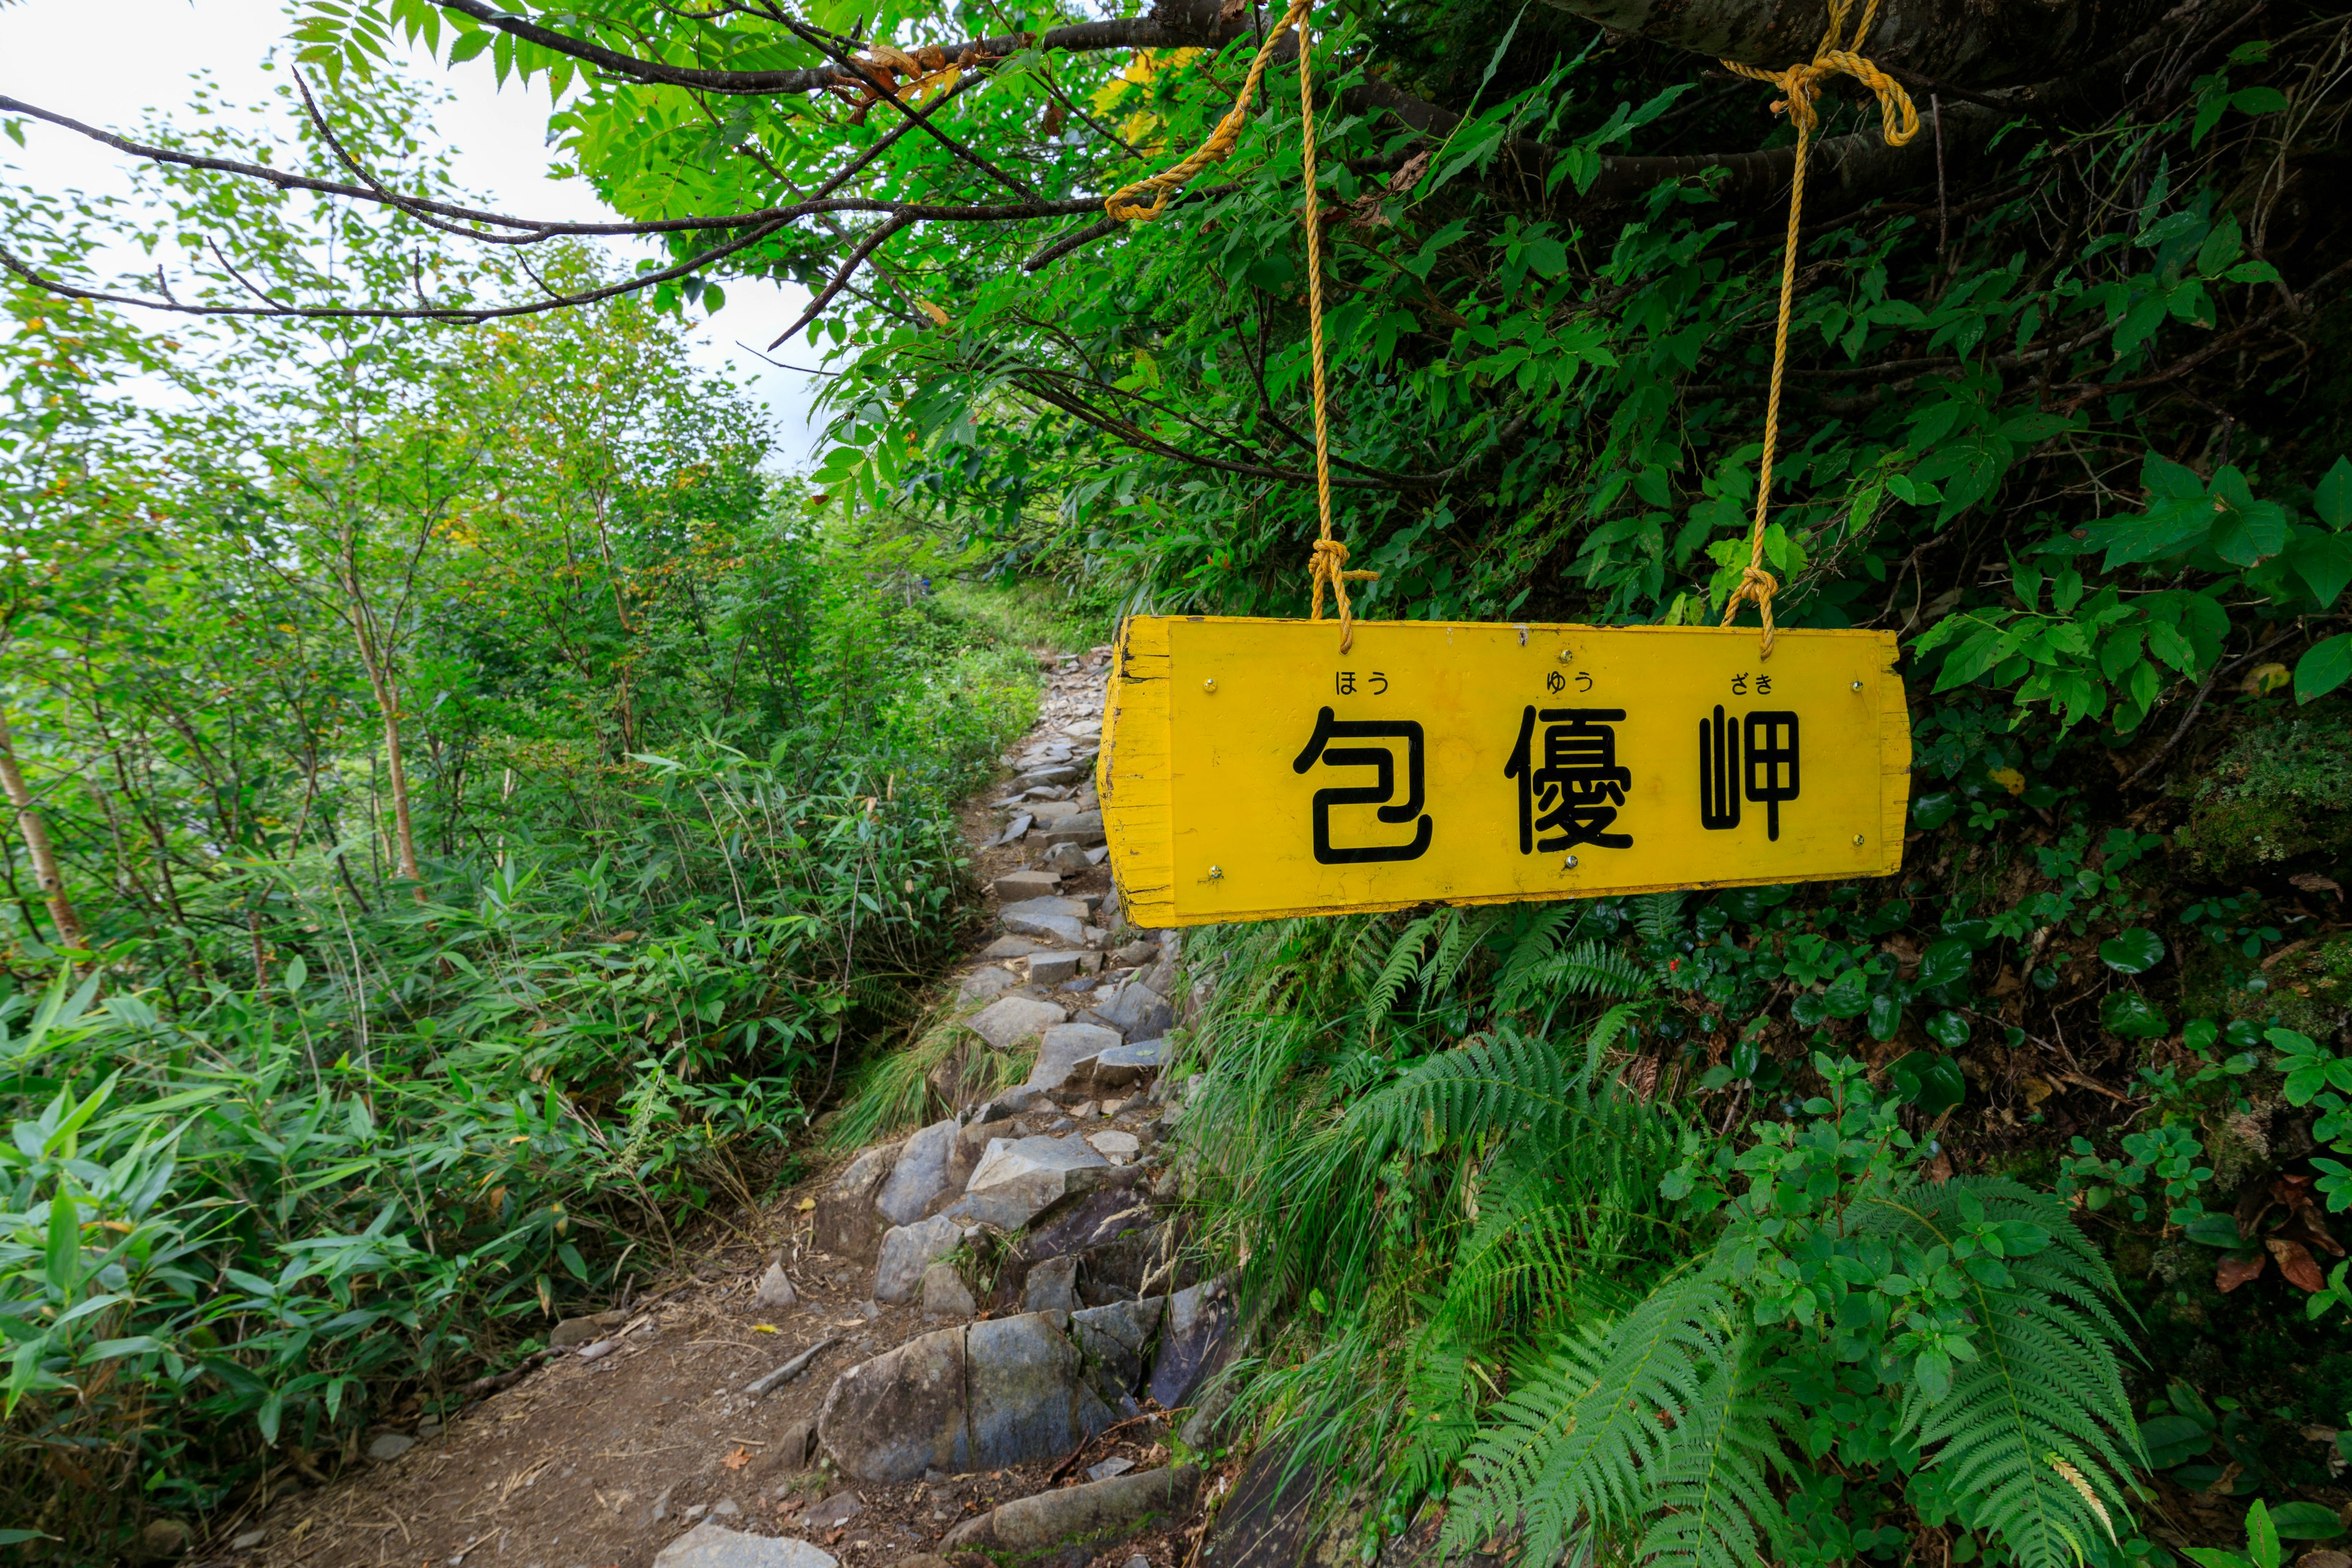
[1529, 0, 2175, 89]
[0, 705, 87, 949]
[371, 669, 425, 894]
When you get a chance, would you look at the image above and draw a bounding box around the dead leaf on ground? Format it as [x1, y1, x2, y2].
[724, 1445, 753, 1471]
[2290, 873, 2343, 901]
[2218, 1252, 2269, 1292]
[2021, 1076, 2056, 1110]
[2269, 1237, 2328, 1292]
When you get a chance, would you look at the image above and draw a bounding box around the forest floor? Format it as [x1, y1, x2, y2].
[213, 648, 1248, 1568]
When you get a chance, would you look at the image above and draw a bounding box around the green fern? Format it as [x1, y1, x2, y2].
[1439, 1116, 2138, 1568]
[1855, 1179, 2140, 1568]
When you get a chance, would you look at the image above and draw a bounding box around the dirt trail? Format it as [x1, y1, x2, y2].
[223, 647, 1212, 1568]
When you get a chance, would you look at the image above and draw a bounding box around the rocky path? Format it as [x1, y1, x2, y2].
[229, 646, 1227, 1568]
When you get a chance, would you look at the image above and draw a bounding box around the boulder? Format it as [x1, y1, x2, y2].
[1023, 1254, 1079, 1314]
[965, 1312, 1118, 1474]
[874, 1215, 962, 1304]
[922, 1262, 978, 1318]
[1149, 1278, 1233, 1411]
[994, 869, 1061, 902]
[1030, 1023, 1122, 1093]
[1086, 1038, 1169, 1091]
[1095, 980, 1174, 1041]
[948, 1136, 1112, 1230]
[959, 967, 1019, 1003]
[1041, 811, 1107, 847]
[876, 1119, 959, 1226]
[967, 995, 1068, 1050]
[654, 1524, 838, 1568]
[814, 1142, 902, 1259]
[818, 1314, 1116, 1483]
[818, 1325, 968, 1482]
[1027, 951, 1088, 986]
[942, 1466, 1200, 1557]
[1020, 1177, 1154, 1265]
[1071, 1295, 1166, 1401]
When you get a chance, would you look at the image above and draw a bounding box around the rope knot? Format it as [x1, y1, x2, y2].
[1721, 564, 1781, 657]
[1308, 537, 1379, 653]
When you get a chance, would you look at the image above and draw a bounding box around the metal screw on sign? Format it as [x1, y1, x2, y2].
[1853, 835, 1866, 846]
[1203, 679, 1218, 692]
[1851, 680, 1863, 691]
[1558, 649, 1574, 663]
[1207, 865, 1224, 880]
[1563, 856, 1580, 870]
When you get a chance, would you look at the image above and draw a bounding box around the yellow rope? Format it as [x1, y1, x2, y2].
[1103, 0, 1376, 652]
[1718, 0, 1917, 655]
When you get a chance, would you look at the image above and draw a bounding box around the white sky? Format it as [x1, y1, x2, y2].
[0, 0, 837, 467]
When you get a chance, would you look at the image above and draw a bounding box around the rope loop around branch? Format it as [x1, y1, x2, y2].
[1717, 0, 1917, 657]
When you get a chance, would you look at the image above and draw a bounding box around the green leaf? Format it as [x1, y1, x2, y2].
[2296, 635, 2352, 703]
[2264, 1502, 2342, 1542]
[2101, 992, 2171, 1039]
[2288, 532, 2352, 608]
[2182, 1212, 2245, 1247]
[2248, 1498, 2283, 1568]
[1888, 1052, 1967, 1115]
[2316, 456, 2352, 530]
[44, 1189, 77, 1295]
[1918, 938, 1973, 990]
[2136, 1413, 2214, 1468]
[2098, 929, 2165, 974]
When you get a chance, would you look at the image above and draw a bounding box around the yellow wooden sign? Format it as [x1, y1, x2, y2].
[1098, 617, 1910, 927]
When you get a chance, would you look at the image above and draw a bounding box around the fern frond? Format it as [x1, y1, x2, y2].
[1853, 1177, 2139, 1568]
[1636, 1335, 1792, 1568]
[1421, 907, 1498, 1003]
[1635, 891, 1687, 943]
[1369, 911, 1443, 1017]
[1442, 1276, 1746, 1568]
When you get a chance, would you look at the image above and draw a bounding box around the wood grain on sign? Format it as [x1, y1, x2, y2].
[1098, 617, 1910, 927]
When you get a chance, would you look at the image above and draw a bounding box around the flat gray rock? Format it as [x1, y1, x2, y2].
[653, 1523, 839, 1568]
[990, 812, 1033, 847]
[965, 995, 1068, 1050]
[1041, 812, 1107, 847]
[1015, 766, 1082, 788]
[980, 935, 1041, 960]
[966, 1311, 1119, 1472]
[1003, 895, 1090, 921]
[548, 1310, 624, 1349]
[364, 1432, 413, 1462]
[922, 1262, 978, 1317]
[994, 869, 1061, 902]
[958, 966, 1018, 1003]
[1095, 980, 1174, 1041]
[1088, 1038, 1169, 1089]
[1087, 1129, 1142, 1164]
[873, 1214, 962, 1304]
[875, 1118, 957, 1226]
[949, 1135, 1112, 1230]
[1030, 1022, 1123, 1093]
[1027, 799, 1082, 824]
[1027, 951, 1087, 986]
